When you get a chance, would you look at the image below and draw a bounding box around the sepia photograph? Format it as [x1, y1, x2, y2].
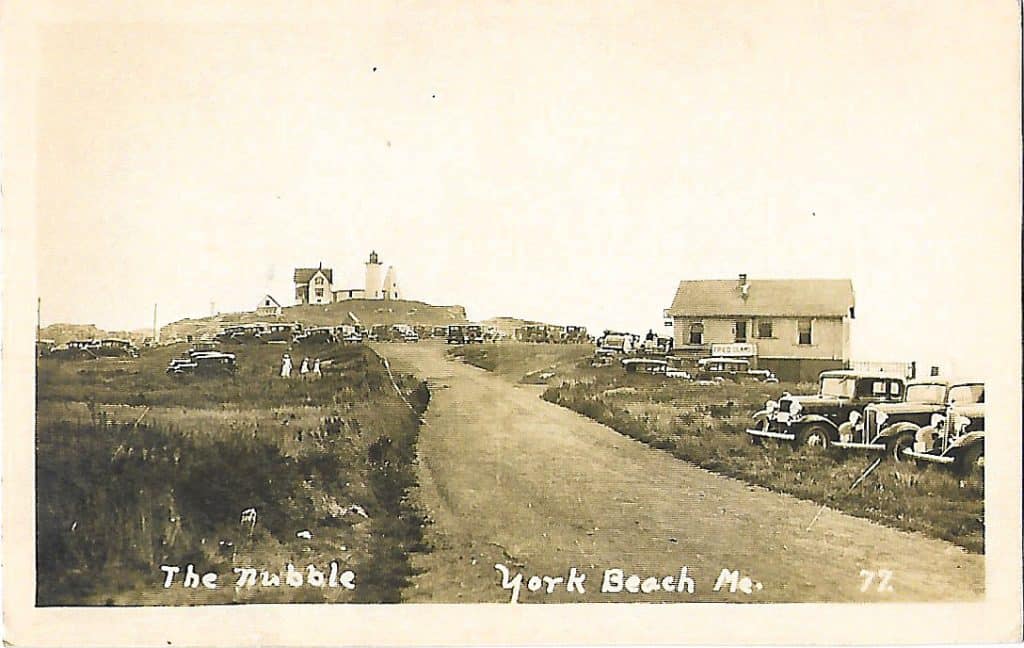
[2, 0, 1021, 645]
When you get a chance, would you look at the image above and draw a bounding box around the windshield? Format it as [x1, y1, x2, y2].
[905, 383, 947, 403]
[820, 376, 856, 398]
[948, 384, 984, 405]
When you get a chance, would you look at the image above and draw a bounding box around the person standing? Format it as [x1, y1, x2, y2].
[312, 358, 322, 379]
[280, 354, 292, 378]
[300, 357, 310, 378]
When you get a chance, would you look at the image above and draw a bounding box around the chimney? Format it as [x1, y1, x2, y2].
[739, 273, 750, 299]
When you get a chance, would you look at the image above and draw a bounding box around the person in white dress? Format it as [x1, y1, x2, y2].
[280, 354, 292, 378]
[312, 358, 322, 378]
[300, 357, 310, 377]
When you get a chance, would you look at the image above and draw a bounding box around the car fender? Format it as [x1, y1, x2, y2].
[837, 420, 854, 438]
[794, 414, 838, 434]
[751, 409, 771, 425]
[877, 421, 920, 441]
[950, 431, 985, 450]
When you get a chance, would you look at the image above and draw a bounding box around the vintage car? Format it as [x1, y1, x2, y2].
[392, 324, 419, 342]
[833, 379, 984, 460]
[336, 324, 364, 343]
[36, 339, 56, 356]
[595, 331, 635, 356]
[431, 326, 448, 339]
[447, 324, 484, 344]
[216, 324, 266, 344]
[293, 327, 337, 345]
[167, 351, 237, 376]
[517, 325, 556, 343]
[746, 370, 905, 448]
[562, 325, 589, 344]
[93, 338, 140, 358]
[621, 357, 669, 374]
[901, 392, 985, 474]
[695, 357, 777, 383]
[259, 323, 300, 343]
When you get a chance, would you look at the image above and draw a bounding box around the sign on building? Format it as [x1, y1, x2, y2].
[711, 343, 757, 357]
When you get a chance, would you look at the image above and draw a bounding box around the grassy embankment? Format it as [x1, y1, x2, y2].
[36, 341, 430, 605]
[450, 343, 984, 553]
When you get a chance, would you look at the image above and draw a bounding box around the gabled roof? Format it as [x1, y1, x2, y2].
[259, 294, 282, 308]
[666, 279, 854, 318]
[293, 267, 333, 284]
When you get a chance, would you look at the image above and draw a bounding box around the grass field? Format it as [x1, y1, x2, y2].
[36, 341, 429, 605]
[447, 342, 593, 381]
[451, 344, 984, 553]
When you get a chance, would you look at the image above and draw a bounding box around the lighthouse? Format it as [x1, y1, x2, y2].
[364, 251, 384, 299]
[382, 266, 400, 300]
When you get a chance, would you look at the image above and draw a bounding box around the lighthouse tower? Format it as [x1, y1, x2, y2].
[364, 251, 384, 299]
[382, 266, 400, 300]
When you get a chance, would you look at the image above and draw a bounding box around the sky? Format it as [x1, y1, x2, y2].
[35, 1, 1020, 378]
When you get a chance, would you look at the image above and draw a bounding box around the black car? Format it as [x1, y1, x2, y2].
[833, 379, 984, 461]
[167, 351, 237, 377]
[746, 370, 905, 448]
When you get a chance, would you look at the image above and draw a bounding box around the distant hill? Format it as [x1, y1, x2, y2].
[480, 316, 552, 337]
[159, 299, 468, 341]
[39, 323, 151, 345]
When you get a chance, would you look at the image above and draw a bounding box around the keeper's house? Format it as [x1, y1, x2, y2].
[664, 274, 855, 383]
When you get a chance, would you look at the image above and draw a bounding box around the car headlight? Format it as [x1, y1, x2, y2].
[790, 400, 802, 415]
[876, 411, 888, 426]
[765, 400, 778, 413]
[848, 410, 861, 425]
[930, 413, 946, 428]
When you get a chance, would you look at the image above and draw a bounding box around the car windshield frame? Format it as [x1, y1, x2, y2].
[948, 383, 985, 405]
[819, 376, 856, 398]
[905, 383, 949, 404]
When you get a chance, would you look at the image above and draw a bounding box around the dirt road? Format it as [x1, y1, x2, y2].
[375, 342, 984, 603]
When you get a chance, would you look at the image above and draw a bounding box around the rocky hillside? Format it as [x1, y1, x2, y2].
[159, 299, 468, 341]
[39, 323, 150, 345]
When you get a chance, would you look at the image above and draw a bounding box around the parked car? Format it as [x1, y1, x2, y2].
[595, 331, 635, 356]
[446, 324, 484, 344]
[294, 327, 337, 345]
[392, 324, 419, 342]
[36, 339, 56, 357]
[336, 324, 364, 343]
[167, 351, 237, 377]
[216, 324, 265, 344]
[621, 357, 669, 374]
[431, 326, 448, 339]
[833, 379, 984, 461]
[260, 323, 300, 343]
[746, 370, 906, 448]
[901, 393, 985, 475]
[695, 357, 777, 383]
[562, 325, 589, 344]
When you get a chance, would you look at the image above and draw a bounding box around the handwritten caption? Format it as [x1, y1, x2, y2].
[494, 564, 763, 603]
[160, 562, 356, 590]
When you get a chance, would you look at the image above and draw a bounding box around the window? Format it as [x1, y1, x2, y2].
[315, 277, 325, 285]
[688, 322, 704, 345]
[315, 288, 324, 299]
[798, 319, 812, 345]
[734, 320, 747, 342]
[757, 319, 773, 338]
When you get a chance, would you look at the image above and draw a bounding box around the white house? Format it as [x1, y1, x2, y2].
[255, 294, 283, 317]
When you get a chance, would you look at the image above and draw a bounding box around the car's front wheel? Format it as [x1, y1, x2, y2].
[796, 424, 831, 449]
[887, 431, 916, 463]
[956, 444, 984, 476]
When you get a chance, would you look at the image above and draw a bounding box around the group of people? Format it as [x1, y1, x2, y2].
[279, 353, 322, 379]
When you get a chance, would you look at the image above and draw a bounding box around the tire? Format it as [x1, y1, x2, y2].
[956, 444, 984, 476]
[796, 424, 831, 449]
[886, 431, 916, 463]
